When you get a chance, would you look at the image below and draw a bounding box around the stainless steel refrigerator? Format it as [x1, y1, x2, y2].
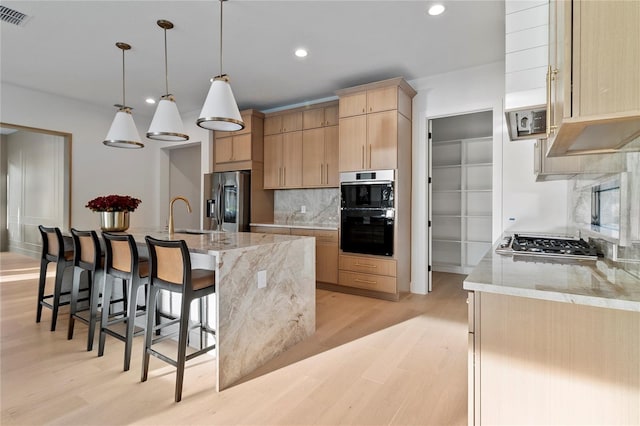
[203, 171, 251, 232]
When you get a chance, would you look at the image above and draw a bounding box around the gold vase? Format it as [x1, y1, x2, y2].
[100, 211, 130, 232]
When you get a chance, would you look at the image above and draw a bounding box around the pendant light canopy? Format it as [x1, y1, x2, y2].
[104, 42, 144, 149]
[147, 20, 189, 141]
[197, 0, 244, 132]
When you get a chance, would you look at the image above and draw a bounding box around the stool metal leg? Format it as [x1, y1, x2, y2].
[50, 260, 67, 332]
[141, 285, 159, 382]
[86, 271, 100, 351]
[98, 274, 113, 357]
[67, 267, 84, 340]
[123, 278, 137, 372]
[36, 259, 49, 323]
[175, 297, 191, 402]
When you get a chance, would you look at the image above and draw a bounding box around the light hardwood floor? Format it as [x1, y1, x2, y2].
[0, 252, 468, 425]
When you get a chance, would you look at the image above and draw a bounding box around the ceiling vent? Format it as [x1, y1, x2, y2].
[0, 5, 31, 27]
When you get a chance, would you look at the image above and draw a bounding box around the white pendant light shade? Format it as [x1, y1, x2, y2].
[197, 76, 244, 131]
[147, 96, 188, 141]
[146, 20, 189, 142]
[104, 108, 144, 148]
[103, 42, 143, 149]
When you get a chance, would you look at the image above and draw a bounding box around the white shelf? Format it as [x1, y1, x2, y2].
[431, 116, 493, 273]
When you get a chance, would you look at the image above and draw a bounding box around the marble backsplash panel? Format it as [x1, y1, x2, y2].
[273, 188, 339, 226]
[568, 150, 640, 279]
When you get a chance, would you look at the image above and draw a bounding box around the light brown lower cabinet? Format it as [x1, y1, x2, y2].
[468, 291, 640, 425]
[250, 226, 338, 285]
[290, 229, 338, 284]
[338, 254, 397, 294]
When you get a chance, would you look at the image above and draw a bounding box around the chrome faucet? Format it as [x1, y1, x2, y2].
[168, 196, 192, 234]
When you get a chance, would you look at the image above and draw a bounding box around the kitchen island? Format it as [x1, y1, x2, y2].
[463, 245, 640, 425]
[126, 229, 316, 391]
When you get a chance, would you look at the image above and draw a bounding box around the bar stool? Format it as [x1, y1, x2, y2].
[142, 236, 216, 402]
[68, 228, 120, 351]
[37, 225, 75, 331]
[98, 232, 149, 371]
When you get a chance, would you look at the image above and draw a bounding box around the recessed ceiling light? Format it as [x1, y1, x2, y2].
[145, 98, 156, 104]
[295, 48, 308, 58]
[428, 4, 445, 16]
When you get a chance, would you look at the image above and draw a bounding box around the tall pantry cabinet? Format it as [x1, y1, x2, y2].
[335, 78, 416, 300]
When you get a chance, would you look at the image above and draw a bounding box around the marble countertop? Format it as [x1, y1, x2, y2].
[463, 241, 640, 312]
[117, 228, 312, 256]
[250, 222, 339, 231]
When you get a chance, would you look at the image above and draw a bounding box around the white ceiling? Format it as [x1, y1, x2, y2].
[1, 1, 505, 118]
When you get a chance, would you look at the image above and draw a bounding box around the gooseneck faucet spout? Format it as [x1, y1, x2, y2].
[168, 196, 192, 234]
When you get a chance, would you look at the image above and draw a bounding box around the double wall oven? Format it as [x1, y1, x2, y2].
[340, 170, 395, 257]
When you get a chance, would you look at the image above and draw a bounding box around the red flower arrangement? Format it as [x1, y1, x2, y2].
[85, 194, 141, 212]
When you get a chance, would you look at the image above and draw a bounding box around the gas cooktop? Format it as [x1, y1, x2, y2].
[496, 233, 599, 260]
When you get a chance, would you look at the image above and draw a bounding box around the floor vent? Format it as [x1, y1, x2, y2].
[0, 5, 31, 27]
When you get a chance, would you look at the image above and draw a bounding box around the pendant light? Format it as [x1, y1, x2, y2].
[146, 20, 189, 141]
[197, 0, 244, 132]
[103, 42, 144, 149]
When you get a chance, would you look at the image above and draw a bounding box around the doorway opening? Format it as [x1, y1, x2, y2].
[428, 110, 493, 283]
[0, 123, 71, 256]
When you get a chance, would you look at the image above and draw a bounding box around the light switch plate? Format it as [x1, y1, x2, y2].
[257, 270, 267, 289]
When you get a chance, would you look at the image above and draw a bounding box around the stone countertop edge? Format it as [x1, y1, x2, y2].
[463, 240, 640, 313]
[250, 223, 339, 231]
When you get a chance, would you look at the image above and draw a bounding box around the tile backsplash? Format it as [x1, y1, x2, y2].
[273, 188, 339, 227]
[569, 150, 640, 278]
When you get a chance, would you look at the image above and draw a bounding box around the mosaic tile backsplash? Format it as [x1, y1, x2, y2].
[273, 188, 339, 227]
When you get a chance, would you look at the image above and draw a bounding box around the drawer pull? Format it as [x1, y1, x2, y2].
[354, 262, 377, 268]
[354, 278, 377, 285]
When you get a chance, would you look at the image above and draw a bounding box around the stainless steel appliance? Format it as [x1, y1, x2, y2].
[340, 170, 395, 256]
[505, 105, 547, 141]
[495, 233, 599, 260]
[204, 171, 250, 232]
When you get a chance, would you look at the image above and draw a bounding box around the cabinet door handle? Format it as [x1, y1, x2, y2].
[355, 278, 377, 285]
[283, 167, 286, 186]
[546, 65, 559, 137]
[354, 262, 377, 268]
[361, 145, 365, 169]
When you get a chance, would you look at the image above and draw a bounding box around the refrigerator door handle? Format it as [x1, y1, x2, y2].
[217, 183, 224, 229]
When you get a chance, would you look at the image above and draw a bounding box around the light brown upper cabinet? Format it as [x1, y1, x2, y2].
[302, 125, 339, 187]
[214, 109, 264, 172]
[339, 83, 412, 119]
[263, 131, 303, 189]
[336, 78, 416, 172]
[546, 0, 640, 156]
[264, 111, 303, 136]
[303, 105, 339, 129]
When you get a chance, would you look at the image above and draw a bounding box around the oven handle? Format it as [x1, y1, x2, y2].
[341, 207, 395, 211]
[339, 180, 393, 186]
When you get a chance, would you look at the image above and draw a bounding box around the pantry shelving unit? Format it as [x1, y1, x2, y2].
[431, 111, 493, 274]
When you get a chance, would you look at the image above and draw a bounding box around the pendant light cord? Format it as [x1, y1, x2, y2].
[121, 47, 126, 107]
[219, 0, 223, 77]
[164, 27, 169, 95]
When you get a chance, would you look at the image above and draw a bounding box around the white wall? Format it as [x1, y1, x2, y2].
[504, 0, 548, 110]
[0, 83, 211, 230]
[409, 61, 570, 294]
